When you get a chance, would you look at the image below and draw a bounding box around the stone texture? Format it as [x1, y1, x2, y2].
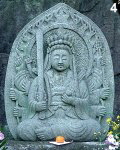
[80, 0, 120, 119]
[6, 141, 108, 150]
[0, 0, 120, 131]
[4, 3, 114, 141]
[0, 53, 9, 125]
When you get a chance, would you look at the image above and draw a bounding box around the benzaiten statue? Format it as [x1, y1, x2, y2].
[5, 3, 114, 141]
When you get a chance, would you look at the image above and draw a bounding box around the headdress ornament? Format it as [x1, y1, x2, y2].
[47, 28, 75, 53]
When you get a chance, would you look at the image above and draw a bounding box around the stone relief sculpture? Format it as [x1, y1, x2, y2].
[4, 3, 114, 141]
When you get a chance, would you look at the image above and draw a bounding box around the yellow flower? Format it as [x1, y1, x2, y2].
[112, 125, 119, 130]
[112, 121, 117, 126]
[117, 115, 120, 120]
[106, 118, 112, 124]
[107, 131, 113, 135]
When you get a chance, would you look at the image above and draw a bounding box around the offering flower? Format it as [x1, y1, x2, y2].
[0, 132, 4, 141]
[112, 124, 119, 131]
[117, 115, 120, 120]
[106, 116, 120, 142]
[105, 134, 119, 150]
[107, 131, 113, 135]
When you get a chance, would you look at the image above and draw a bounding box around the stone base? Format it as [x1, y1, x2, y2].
[7, 140, 108, 150]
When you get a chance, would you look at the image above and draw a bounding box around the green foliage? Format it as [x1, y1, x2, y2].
[0, 125, 7, 150]
[106, 115, 120, 141]
[0, 139, 7, 150]
[93, 130, 107, 142]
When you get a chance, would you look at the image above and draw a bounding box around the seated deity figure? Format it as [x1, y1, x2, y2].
[17, 33, 108, 141]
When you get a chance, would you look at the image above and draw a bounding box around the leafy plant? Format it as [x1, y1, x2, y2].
[106, 115, 120, 141]
[0, 139, 7, 150]
[0, 126, 7, 150]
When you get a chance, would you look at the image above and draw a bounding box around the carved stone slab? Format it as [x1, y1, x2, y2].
[4, 3, 114, 141]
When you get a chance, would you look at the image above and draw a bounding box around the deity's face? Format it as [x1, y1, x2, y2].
[51, 49, 70, 72]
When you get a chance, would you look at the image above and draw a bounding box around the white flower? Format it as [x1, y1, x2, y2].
[0, 132, 4, 140]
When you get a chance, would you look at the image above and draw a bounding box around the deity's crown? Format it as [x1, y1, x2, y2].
[47, 29, 75, 53]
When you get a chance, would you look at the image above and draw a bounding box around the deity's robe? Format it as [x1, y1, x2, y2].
[16, 69, 101, 141]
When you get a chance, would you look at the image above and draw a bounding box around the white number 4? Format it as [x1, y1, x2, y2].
[110, 3, 117, 12]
